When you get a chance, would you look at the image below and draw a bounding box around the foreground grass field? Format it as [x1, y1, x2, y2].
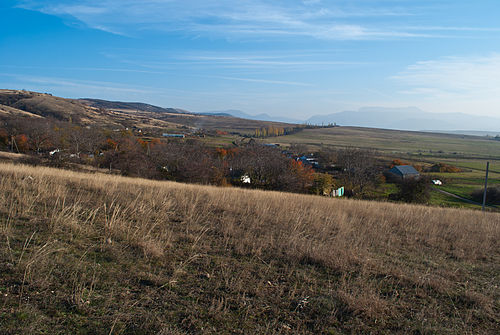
[1, 163, 499, 334]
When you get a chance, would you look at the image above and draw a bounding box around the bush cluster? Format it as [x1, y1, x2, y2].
[471, 187, 500, 205]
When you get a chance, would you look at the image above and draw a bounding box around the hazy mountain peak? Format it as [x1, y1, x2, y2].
[306, 107, 500, 132]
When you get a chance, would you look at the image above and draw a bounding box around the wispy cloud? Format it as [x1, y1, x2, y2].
[204, 75, 312, 87]
[175, 53, 366, 68]
[392, 54, 500, 115]
[49, 4, 108, 15]
[1, 73, 161, 94]
[393, 54, 500, 97]
[15, 0, 481, 40]
[0, 65, 167, 75]
[97, 50, 368, 73]
[403, 26, 500, 32]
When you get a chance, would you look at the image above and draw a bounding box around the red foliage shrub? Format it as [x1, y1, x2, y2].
[15, 134, 29, 152]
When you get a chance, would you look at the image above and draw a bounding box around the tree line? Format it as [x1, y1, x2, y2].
[253, 123, 337, 138]
[253, 126, 301, 138]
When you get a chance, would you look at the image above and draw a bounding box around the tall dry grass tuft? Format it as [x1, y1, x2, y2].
[1, 162, 499, 334]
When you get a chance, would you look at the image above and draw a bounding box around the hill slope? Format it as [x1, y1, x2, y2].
[0, 89, 295, 133]
[80, 98, 189, 115]
[0, 89, 102, 122]
[1, 163, 499, 334]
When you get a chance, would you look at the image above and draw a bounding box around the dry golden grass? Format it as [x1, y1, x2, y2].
[0, 104, 43, 118]
[1, 162, 499, 334]
[0, 151, 27, 161]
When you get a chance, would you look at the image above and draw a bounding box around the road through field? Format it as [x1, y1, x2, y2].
[432, 187, 497, 210]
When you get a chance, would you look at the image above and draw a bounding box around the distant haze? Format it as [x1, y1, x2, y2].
[206, 107, 500, 133]
[307, 107, 500, 132]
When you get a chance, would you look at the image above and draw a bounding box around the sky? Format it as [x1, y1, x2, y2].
[1, 0, 500, 119]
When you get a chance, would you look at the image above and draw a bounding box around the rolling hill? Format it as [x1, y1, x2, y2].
[0, 89, 294, 134]
[80, 98, 189, 115]
[0, 89, 102, 123]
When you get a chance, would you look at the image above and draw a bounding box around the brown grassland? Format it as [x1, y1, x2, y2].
[1, 162, 499, 334]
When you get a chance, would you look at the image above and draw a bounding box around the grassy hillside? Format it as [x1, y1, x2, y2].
[80, 98, 188, 115]
[0, 90, 104, 123]
[1, 163, 499, 334]
[0, 103, 43, 118]
[0, 89, 293, 134]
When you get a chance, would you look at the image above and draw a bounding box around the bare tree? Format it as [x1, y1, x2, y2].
[22, 118, 54, 153]
[335, 147, 382, 193]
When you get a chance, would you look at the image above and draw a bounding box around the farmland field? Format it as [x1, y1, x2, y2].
[265, 126, 500, 159]
[418, 160, 500, 209]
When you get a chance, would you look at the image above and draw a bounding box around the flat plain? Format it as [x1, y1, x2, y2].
[266, 126, 500, 159]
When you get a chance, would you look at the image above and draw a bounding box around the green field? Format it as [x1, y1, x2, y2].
[266, 126, 500, 159]
[424, 163, 499, 209]
[428, 189, 480, 209]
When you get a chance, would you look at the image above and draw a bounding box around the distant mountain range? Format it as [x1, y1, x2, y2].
[205, 107, 500, 133]
[306, 107, 500, 132]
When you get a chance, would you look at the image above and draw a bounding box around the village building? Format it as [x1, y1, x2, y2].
[162, 133, 185, 138]
[385, 165, 420, 182]
[297, 155, 319, 168]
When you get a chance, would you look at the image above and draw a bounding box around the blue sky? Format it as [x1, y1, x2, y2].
[1, 0, 500, 118]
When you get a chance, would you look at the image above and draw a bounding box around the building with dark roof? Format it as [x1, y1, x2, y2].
[385, 165, 420, 182]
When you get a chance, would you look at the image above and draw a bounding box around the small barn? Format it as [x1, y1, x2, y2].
[386, 165, 420, 182]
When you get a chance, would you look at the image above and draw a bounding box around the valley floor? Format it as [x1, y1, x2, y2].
[1, 163, 499, 334]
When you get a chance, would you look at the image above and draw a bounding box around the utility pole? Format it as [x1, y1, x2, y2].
[482, 161, 490, 212]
